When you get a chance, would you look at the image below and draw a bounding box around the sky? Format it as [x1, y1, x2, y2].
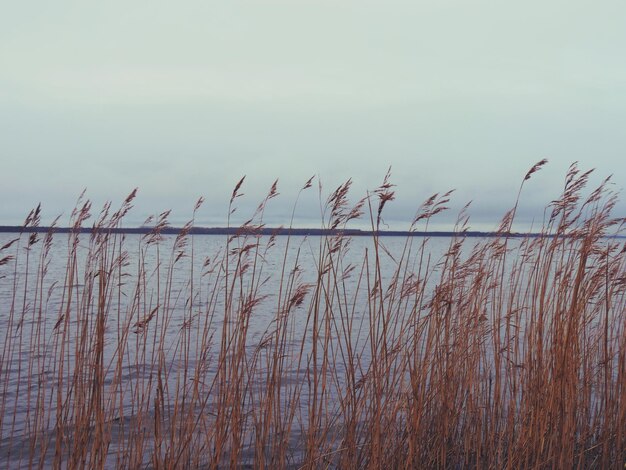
[1, 1, 626, 231]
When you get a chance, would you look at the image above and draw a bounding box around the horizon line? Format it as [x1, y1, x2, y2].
[1, 225, 624, 239]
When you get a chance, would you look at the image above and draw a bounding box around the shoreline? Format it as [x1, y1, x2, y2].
[1, 225, 624, 238]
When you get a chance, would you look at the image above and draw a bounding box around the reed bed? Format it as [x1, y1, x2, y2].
[1, 162, 625, 469]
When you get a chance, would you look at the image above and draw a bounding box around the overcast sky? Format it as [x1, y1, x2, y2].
[1, 1, 625, 230]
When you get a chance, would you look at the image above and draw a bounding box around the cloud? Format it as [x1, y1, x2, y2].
[1, 1, 625, 227]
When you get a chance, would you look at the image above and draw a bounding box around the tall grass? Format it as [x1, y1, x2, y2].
[1, 162, 625, 468]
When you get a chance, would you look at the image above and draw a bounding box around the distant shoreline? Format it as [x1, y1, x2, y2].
[1, 225, 624, 239]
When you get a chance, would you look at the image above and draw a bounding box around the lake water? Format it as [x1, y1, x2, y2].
[0, 230, 621, 467]
[0, 231, 462, 464]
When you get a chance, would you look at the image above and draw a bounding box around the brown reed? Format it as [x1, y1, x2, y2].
[0, 162, 625, 469]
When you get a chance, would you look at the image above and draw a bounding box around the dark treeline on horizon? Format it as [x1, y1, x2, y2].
[1, 225, 623, 238]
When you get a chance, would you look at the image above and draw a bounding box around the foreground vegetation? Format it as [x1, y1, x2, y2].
[1, 162, 625, 469]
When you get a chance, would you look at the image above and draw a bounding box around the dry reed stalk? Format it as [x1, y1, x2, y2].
[0, 162, 625, 468]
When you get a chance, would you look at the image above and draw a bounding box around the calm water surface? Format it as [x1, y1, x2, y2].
[0, 231, 513, 467]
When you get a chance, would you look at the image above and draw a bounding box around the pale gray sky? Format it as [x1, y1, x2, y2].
[1, 1, 625, 230]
